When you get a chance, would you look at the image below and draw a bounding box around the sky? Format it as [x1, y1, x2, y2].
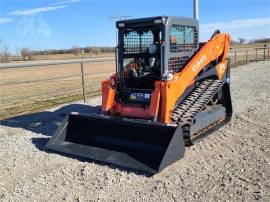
[0, 0, 270, 54]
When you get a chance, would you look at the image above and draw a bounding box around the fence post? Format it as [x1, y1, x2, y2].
[80, 61, 86, 103]
[234, 50, 237, 67]
[246, 49, 248, 66]
[263, 48, 266, 61]
[268, 49, 270, 61]
[255, 48, 257, 62]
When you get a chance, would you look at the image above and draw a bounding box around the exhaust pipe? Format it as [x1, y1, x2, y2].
[194, 0, 199, 20]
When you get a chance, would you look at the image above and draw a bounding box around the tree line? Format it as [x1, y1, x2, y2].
[0, 42, 115, 62]
[27, 46, 115, 56]
[1, 38, 269, 63]
[20, 46, 115, 60]
[231, 38, 270, 45]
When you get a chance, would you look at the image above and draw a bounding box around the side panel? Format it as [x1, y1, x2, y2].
[102, 80, 115, 112]
[150, 81, 161, 119]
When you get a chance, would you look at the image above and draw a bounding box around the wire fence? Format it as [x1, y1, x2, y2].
[0, 48, 269, 119]
[0, 57, 115, 119]
[229, 47, 270, 67]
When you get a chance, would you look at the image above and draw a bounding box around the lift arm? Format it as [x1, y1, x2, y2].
[160, 33, 230, 123]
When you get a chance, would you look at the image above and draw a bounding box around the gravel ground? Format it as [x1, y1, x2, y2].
[0, 61, 269, 202]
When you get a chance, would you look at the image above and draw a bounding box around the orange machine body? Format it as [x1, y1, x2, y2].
[102, 33, 230, 124]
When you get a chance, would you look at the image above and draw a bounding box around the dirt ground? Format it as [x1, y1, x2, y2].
[0, 61, 269, 201]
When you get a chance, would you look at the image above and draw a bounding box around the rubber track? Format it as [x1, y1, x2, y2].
[171, 79, 224, 146]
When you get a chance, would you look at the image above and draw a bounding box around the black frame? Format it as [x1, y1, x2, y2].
[116, 17, 166, 88]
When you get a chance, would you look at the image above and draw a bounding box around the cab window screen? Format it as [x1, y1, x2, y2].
[170, 24, 198, 53]
[124, 31, 154, 54]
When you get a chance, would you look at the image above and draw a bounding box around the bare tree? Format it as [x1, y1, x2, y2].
[250, 38, 270, 44]
[20, 48, 32, 61]
[91, 47, 101, 55]
[72, 45, 81, 55]
[0, 40, 11, 63]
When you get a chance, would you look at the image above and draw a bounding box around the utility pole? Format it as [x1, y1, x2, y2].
[194, 0, 199, 20]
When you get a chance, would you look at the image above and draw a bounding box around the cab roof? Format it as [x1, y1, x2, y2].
[116, 16, 196, 28]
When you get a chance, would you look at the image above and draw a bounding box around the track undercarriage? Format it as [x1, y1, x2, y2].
[171, 79, 232, 145]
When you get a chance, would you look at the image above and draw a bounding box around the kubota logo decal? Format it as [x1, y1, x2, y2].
[192, 55, 206, 72]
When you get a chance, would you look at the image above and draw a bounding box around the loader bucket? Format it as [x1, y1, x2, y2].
[46, 113, 185, 174]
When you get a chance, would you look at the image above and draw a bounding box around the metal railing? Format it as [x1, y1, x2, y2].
[229, 47, 270, 67]
[0, 48, 269, 119]
[0, 57, 115, 118]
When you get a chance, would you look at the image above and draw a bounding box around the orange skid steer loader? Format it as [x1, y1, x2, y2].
[46, 16, 232, 174]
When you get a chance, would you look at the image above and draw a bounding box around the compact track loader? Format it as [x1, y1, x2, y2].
[46, 15, 232, 174]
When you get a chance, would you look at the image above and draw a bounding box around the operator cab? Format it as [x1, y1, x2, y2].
[116, 16, 199, 104]
[117, 17, 164, 89]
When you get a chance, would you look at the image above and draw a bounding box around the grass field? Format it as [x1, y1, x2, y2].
[0, 45, 269, 119]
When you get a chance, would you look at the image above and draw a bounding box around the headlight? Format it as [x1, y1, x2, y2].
[118, 23, 125, 28]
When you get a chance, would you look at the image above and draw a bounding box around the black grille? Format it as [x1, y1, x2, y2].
[124, 31, 154, 54]
[170, 24, 198, 53]
[168, 56, 190, 72]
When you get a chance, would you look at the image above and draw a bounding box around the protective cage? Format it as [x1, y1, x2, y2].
[123, 30, 155, 54]
[46, 113, 185, 174]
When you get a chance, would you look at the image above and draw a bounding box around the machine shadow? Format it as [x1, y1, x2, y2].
[0, 104, 101, 136]
[1, 104, 153, 177]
